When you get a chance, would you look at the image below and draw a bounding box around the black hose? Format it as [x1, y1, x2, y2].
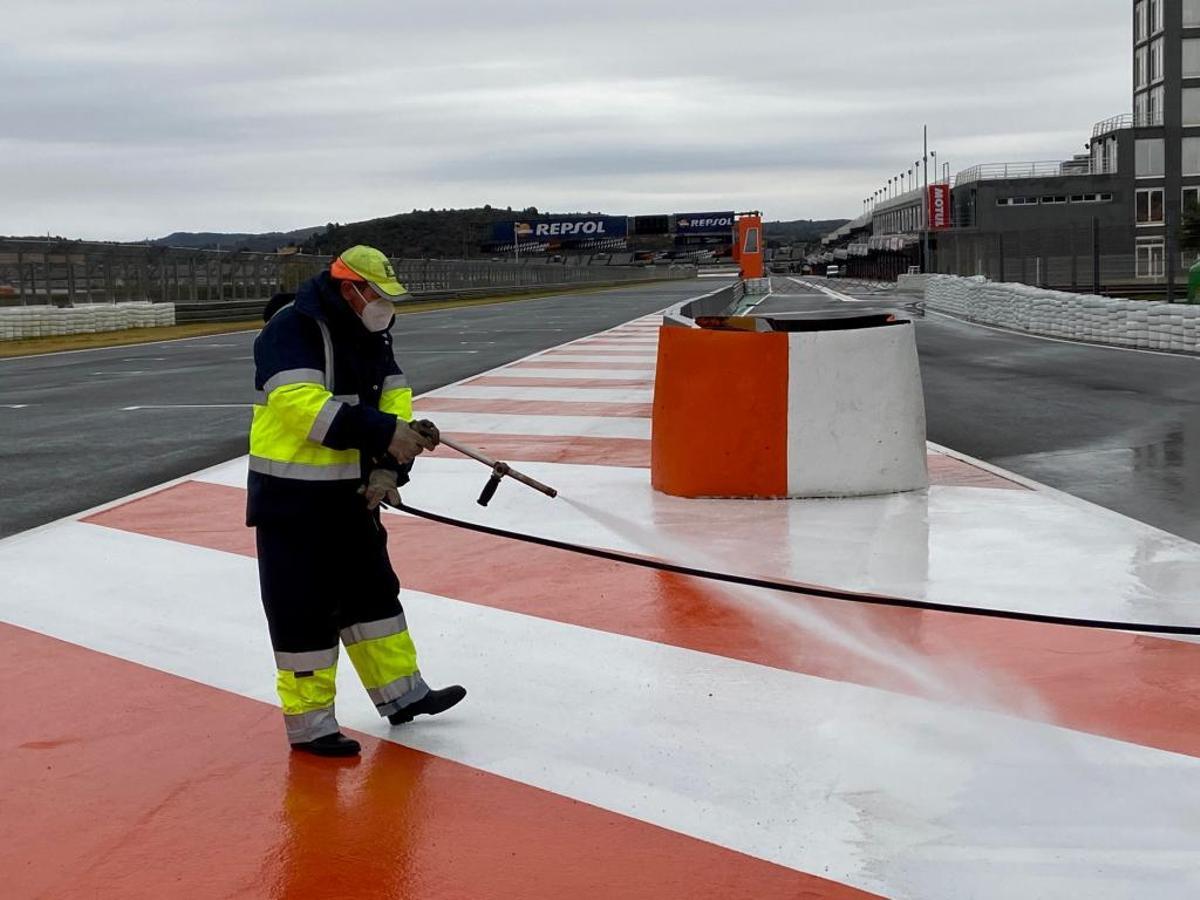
[394, 499, 1200, 637]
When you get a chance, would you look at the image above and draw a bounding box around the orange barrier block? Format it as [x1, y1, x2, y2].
[651, 326, 789, 497]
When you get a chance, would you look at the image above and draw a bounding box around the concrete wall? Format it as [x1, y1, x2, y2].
[925, 275, 1200, 352]
[0, 303, 175, 340]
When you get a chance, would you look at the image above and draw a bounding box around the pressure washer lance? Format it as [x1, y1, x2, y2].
[415, 424, 558, 507]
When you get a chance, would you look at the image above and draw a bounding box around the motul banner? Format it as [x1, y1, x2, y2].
[927, 184, 952, 230]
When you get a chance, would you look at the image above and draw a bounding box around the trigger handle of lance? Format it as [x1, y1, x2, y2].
[433, 432, 558, 500]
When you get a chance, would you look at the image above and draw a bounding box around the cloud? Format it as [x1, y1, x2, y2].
[0, 0, 1131, 239]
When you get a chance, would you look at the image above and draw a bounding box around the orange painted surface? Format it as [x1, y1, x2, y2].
[651, 326, 789, 497]
[419, 397, 654, 418]
[508, 360, 655, 371]
[86, 481, 1200, 760]
[736, 215, 765, 279]
[467, 376, 654, 389]
[425, 433, 650, 467]
[0, 623, 867, 900]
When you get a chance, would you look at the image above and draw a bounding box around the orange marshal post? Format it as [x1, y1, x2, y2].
[736, 213, 764, 279]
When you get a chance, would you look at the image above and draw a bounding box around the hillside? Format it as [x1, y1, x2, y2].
[297, 207, 554, 258]
[764, 219, 850, 244]
[150, 227, 323, 252]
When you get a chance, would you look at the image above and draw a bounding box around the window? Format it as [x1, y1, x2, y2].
[1135, 91, 1149, 126]
[1137, 240, 1165, 278]
[1138, 1, 1148, 40]
[1187, 0, 1200, 27]
[1186, 88, 1200, 125]
[1147, 85, 1164, 126]
[1186, 138, 1200, 174]
[1151, 38, 1165, 83]
[1184, 187, 1200, 213]
[1137, 138, 1166, 176]
[1136, 46, 1149, 88]
[1137, 188, 1165, 224]
[1069, 194, 1114, 204]
[1151, 0, 1163, 34]
[1186, 40, 1200, 76]
[1040, 196, 1068, 205]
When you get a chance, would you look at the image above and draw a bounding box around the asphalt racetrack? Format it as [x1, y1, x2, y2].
[0, 280, 704, 538]
[3, 275, 1199, 543]
[759, 277, 1200, 542]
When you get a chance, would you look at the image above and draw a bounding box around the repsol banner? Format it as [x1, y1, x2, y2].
[492, 217, 628, 242]
[674, 212, 736, 235]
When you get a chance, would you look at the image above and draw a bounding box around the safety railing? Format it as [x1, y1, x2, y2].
[954, 160, 1115, 184]
[1092, 113, 1133, 138]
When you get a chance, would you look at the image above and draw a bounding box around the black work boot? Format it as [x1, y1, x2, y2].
[290, 731, 361, 757]
[388, 685, 467, 725]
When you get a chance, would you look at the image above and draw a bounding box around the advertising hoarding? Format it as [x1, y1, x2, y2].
[927, 185, 952, 230]
[674, 212, 736, 235]
[492, 216, 629, 243]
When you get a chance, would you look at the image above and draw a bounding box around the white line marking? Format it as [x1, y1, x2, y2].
[91, 371, 145, 376]
[1, 404, 30, 409]
[0, 328, 261, 362]
[121, 404, 252, 411]
[789, 278, 865, 303]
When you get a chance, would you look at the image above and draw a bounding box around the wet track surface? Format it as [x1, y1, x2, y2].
[0, 280, 704, 538]
[760, 277, 1200, 542]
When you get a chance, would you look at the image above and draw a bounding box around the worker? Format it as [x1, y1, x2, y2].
[248, 245, 465, 757]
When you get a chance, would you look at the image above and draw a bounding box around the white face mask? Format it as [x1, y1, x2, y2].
[353, 285, 395, 332]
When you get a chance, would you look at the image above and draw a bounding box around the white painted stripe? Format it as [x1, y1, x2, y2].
[193, 455, 1200, 628]
[489, 367, 654, 381]
[432, 411, 650, 440]
[3, 523, 1199, 899]
[789, 278, 865, 303]
[428, 385, 655, 404]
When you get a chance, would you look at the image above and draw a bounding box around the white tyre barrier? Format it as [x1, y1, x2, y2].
[0, 303, 176, 341]
[925, 276, 1200, 354]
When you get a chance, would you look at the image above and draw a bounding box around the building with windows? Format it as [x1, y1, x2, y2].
[822, 0, 1200, 294]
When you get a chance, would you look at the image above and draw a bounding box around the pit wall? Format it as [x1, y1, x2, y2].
[926, 275, 1200, 353]
[0, 303, 175, 340]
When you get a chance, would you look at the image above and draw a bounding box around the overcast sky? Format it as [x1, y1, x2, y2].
[1, 1, 1131, 241]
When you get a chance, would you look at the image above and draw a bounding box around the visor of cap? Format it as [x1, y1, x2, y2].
[366, 277, 407, 298]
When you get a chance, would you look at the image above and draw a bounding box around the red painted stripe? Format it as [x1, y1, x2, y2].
[468, 376, 654, 389]
[541, 349, 659, 358]
[86, 481, 1200, 761]
[507, 360, 656, 371]
[928, 454, 1025, 490]
[420, 397, 653, 418]
[0, 623, 865, 899]
[428, 433, 650, 467]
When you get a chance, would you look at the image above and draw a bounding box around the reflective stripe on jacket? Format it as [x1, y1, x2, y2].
[246, 272, 414, 525]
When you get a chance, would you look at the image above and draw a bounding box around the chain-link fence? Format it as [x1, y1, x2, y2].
[0, 240, 695, 308]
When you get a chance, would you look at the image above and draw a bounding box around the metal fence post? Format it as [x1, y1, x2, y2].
[1092, 217, 1101, 295]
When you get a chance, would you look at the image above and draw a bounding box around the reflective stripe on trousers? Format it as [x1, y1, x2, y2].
[340, 615, 428, 714]
[276, 654, 340, 743]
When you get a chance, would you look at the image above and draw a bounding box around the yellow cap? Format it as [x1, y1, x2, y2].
[331, 245, 408, 298]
